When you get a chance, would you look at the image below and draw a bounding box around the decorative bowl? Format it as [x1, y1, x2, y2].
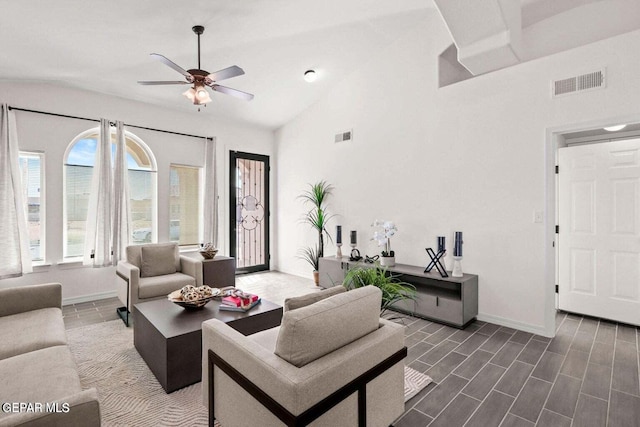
[199, 249, 218, 259]
[169, 296, 215, 310]
[168, 286, 220, 310]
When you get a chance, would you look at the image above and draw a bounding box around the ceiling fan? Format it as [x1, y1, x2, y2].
[138, 25, 254, 107]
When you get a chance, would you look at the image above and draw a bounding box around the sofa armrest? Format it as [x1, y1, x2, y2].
[116, 261, 139, 311]
[202, 318, 404, 415]
[0, 283, 62, 318]
[180, 255, 203, 286]
[0, 388, 101, 427]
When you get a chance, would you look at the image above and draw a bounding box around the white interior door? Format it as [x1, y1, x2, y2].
[559, 138, 640, 326]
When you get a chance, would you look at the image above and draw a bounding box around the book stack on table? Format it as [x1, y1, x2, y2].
[219, 292, 261, 312]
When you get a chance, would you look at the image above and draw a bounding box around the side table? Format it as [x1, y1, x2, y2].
[202, 255, 236, 288]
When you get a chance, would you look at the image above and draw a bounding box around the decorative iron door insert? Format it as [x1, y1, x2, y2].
[230, 151, 270, 273]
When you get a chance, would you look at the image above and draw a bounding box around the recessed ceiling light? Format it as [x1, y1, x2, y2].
[304, 70, 317, 83]
[604, 124, 627, 132]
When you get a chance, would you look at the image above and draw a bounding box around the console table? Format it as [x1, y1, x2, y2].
[318, 256, 478, 328]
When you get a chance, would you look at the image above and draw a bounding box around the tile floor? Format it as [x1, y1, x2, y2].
[62, 271, 640, 427]
[396, 311, 640, 427]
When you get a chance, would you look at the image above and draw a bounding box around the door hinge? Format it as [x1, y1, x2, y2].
[555, 165, 559, 174]
[555, 284, 559, 293]
[555, 225, 559, 234]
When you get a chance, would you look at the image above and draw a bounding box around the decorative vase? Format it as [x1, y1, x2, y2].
[313, 270, 320, 286]
[380, 256, 396, 267]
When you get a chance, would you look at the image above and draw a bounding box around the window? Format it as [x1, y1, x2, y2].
[18, 152, 44, 262]
[64, 130, 156, 258]
[169, 165, 201, 246]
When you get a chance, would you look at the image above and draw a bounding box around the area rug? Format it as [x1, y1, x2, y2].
[67, 320, 432, 426]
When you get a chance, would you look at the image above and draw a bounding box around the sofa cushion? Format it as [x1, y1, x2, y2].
[138, 272, 196, 299]
[127, 243, 181, 273]
[283, 286, 346, 312]
[140, 244, 179, 277]
[275, 286, 382, 367]
[0, 346, 82, 408]
[0, 307, 67, 361]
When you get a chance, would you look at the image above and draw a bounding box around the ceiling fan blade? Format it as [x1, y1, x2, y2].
[150, 53, 193, 81]
[207, 65, 245, 82]
[210, 84, 254, 101]
[138, 80, 190, 85]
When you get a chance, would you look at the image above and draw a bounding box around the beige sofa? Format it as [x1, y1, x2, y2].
[202, 286, 406, 427]
[116, 242, 203, 325]
[0, 283, 100, 427]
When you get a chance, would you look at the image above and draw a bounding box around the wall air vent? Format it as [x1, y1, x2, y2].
[335, 129, 353, 143]
[553, 69, 605, 97]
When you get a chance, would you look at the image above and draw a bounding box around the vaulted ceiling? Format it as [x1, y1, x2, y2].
[1, 0, 638, 130]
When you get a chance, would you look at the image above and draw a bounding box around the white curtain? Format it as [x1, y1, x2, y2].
[111, 121, 131, 265]
[202, 137, 218, 248]
[0, 104, 32, 278]
[84, 119, 113, 267]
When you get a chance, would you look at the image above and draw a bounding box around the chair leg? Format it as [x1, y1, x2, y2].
[116, 306, 130, 326]
[115, 270, 131, 327]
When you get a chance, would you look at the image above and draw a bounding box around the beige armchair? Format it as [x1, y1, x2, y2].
[116, 242, 202, 325]
[202, 286, 407, 427]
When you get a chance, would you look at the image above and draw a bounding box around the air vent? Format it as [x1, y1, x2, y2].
[553, 69, 605, 97]
[335, 129, 353, 143]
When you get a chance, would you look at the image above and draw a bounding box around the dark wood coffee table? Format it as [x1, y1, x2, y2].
[133, 297, 282, 393]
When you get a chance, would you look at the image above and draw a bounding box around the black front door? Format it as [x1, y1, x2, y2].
[229, 151, 270, 273]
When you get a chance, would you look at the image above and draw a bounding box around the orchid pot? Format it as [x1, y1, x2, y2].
[372, 220, 398, 267]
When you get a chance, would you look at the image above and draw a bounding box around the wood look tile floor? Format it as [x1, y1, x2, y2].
[63, 271, 640, 427]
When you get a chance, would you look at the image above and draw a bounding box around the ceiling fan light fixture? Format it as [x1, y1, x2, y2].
[304, 69, 317, 83]
[183, 83, 212, 105]
[196, 86, 211, 104]
[182, 87, 196, 102]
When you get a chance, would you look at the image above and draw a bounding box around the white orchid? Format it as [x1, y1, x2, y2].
[371, 220, 398, 256]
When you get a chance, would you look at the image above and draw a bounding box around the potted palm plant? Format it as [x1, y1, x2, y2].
[297, 245, 320, 285]
[298, 181, 334, 285]
[343, 266, 416, 316]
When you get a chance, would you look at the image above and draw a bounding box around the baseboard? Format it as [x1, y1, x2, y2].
[62, 290, 118, 306]
[477, 313, 553, 338]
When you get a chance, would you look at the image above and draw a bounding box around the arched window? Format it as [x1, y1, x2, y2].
[64, 129, 157, 258]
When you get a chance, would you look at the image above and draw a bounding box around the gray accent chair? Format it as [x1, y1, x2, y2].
[0, 283, 101, 426]
[202, 286, 406, 427]
[116, 242, 203, 325]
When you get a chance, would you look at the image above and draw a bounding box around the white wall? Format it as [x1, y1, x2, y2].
[274, 13, 640, 336]
[0, 82, 274, 303]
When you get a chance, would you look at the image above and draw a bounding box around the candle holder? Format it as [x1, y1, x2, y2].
[452, 256, 463, 277]
[335, 225, 343, 257]
[451, 232, 463, 277]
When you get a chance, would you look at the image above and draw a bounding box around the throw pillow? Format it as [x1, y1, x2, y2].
[283, 286, 346, 312]
[140, 244, 178, 277]
[275, 286, 381, 367]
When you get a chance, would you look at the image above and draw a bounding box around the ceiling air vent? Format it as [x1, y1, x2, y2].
[335, 129, 353, 143]
[553, 69, 605, 97]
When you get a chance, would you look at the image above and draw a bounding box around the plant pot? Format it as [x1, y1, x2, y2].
[380, 256, 395, 267]
[313, 270, 320, 286]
